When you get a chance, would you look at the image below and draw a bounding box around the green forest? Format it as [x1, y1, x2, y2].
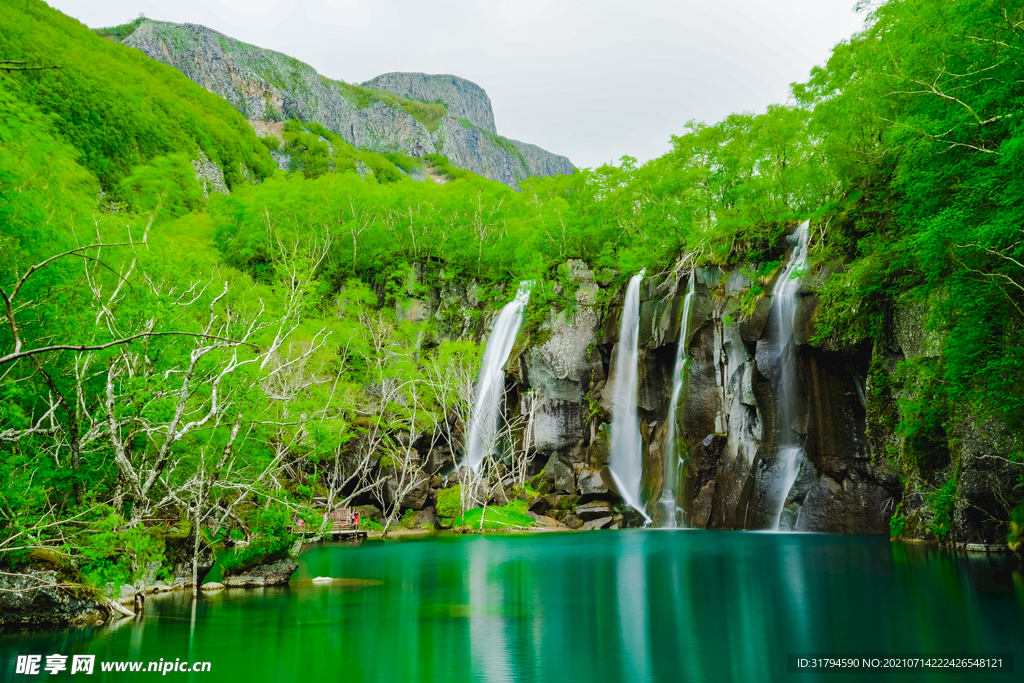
[1, 0, 1022, 596]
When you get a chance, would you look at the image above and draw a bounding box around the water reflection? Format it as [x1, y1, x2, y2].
[470, 539, 513, 682]
[616, 537, 651, 682]
[1, 533, 1021, 683]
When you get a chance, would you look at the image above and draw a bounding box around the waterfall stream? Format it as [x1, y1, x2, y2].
[658, 271, 698, 528]
[609, 272, 648, 520]
[465, 282, 531, 473]
[769, 221, 811, 530]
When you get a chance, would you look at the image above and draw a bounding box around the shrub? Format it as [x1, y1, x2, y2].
[399, 508, 417, 529]
[220, 536, 293, 576]
[453, 500, 535, 530]
[338, 83, 448, 132]
[436, 486, 463, 518]
[927, 478, 956, 542]
[889, 514, 905, 540]
[1007, 499, 1024, 552]
[92, 17, 145, 43]
[385, 152, 419, 174]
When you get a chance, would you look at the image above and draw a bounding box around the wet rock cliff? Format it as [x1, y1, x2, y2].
[388, 232, 1019, 543]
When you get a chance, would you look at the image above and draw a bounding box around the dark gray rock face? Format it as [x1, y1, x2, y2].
[121, 23, 574, 189]
[382, 469, 431, 511]
[519, 258, 906, 534]
[582, 516, 613, 530]
[0, 570, 104, 627]
[171, 542, 216, 588]
[528, 495, 549, 514]
[222, 557, 298, 587]
[951, 415, 1023, 545]
[544, 453, 577, 495]
[523, 261, 600, 454]
[795, 469, 894, 533]
[577, 467, 608, 498]
[575, 501, 614, 521]
[413, 507, 441, 529]
[362, 72, 497, 134]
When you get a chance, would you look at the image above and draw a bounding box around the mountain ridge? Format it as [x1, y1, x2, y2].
[117, 20, 574, 189]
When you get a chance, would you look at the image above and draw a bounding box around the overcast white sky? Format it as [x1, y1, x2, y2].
[49, 0, 867, 169]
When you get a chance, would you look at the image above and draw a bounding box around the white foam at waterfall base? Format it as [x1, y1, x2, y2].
[769, 221, 810, 530]
[609, 272, 649, 521]
[770, 446, 804, 529]
[659, 271, 698, 528]
[465, 282, 531, 473]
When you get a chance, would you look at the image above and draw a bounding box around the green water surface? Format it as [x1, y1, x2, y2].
[2, 531, 1022, 682]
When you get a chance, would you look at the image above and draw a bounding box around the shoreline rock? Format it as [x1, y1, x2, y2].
[222, 557, 299, 588]
[0, 568, 105, 629]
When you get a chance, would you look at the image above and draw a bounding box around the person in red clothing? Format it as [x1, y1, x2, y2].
[354, 511, 361, 529]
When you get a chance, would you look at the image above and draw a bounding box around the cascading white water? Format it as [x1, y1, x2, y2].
[609, 272, 649, 520]
[658, 271, 698, 528]
[465, 282, 531, 473]
[769, 221, 811, 530]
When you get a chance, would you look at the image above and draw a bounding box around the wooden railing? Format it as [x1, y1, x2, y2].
[291, 507, 360, 533]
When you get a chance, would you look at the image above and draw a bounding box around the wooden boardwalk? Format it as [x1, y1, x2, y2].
[290, 507, 367, 540]
[291, 527, 367, 540]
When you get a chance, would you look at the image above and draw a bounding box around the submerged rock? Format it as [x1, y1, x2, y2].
[222, 558, 299, 588]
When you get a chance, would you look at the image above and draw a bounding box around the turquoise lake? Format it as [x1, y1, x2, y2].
[2, 531, 1022, 682]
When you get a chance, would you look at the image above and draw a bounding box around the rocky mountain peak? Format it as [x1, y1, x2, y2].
[361, 72, 497, 135]
[119, 20, 574, 189]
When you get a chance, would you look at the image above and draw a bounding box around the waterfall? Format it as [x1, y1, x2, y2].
[658, 271, 698, 528]
[769, 221, 811, 530]
[609, 272, 649, 520]
[465, 282, 531, 473]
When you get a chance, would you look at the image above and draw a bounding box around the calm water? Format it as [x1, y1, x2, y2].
[2, 532, 1023, 682]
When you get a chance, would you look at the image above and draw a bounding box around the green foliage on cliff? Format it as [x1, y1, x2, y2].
[0, 1, 276, 192]
[435, 487, 463, 518]
[893, 358, 950, 473]
[77, 511, 170, 589]
[926, 479, 957, 542]
[275, 119, 414, 183]
[453, 501, 535, 530]
[482, 130, 529, 173]
[889, 512, 905, 541]
[92, 17, 145, 43]
[799, 0, 1024, 433]
[339, 82, 448, 132]
[1009, 503, 1024, 552]
[220, 508, 296, 576]
[385, 152, 421, 174]
[220, 537, 293, 576]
